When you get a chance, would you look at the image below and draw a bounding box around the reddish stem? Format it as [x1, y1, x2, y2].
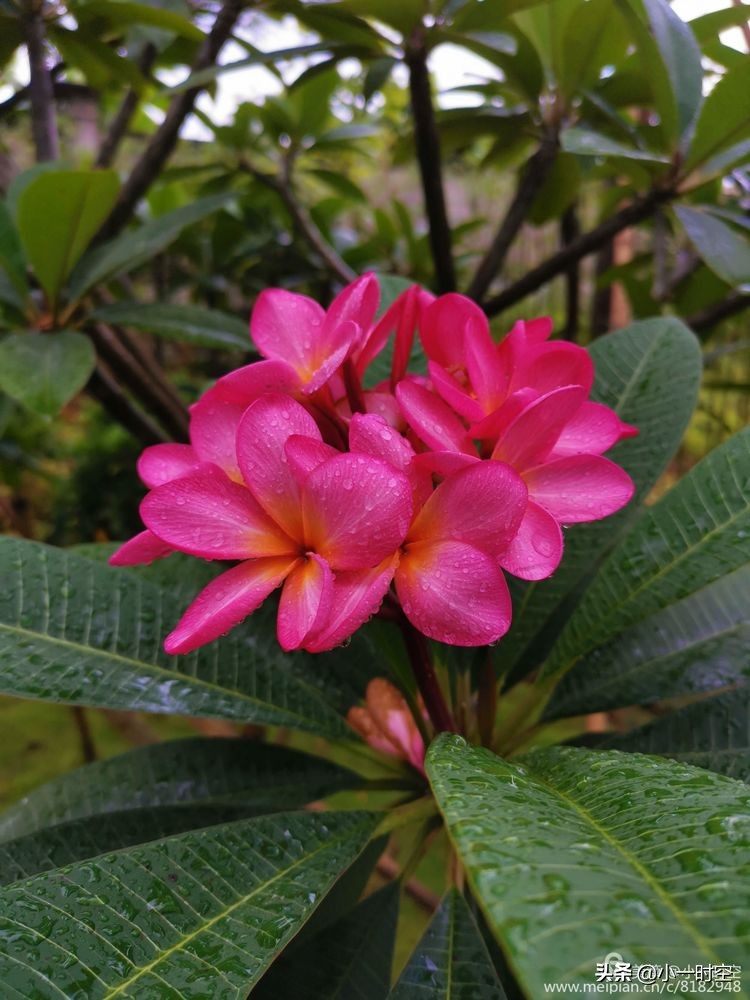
[343, 359, 367, 416]
[398, 615, 458, 734]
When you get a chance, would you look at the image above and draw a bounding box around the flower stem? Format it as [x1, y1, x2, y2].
[477, 651, 497, 748]
[399, 617, 458, 734]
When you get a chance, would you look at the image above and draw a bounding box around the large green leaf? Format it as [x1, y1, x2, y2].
[497, 318, 701, 679]
[547, 565, 750, 717]
[16, 169, 120, 306]
[89, 301, 250, 351]
[0, 809, 379, 998]
[560, 126, 669, 163]
[428, 736, 750, 995]
[0, 201, 27, 300]
[256, 882, 400, 999]
[0, 537, 354, 738]
[675, 205, 750, 288]
[0, 738, 357, 841]
[68, 193, 233, 302]
[390, 888, 508, 999]
[0, 331, 96, 416]
[542, 428, 750, 681]
[76, 0, 204, 40]
[685, 60, 750, 172]
[598, 688, 750, 782]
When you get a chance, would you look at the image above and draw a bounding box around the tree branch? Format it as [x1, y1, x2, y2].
[238, 158, 356, 284]
[87, 364, 169, 445]
[405, 32, 455, 293]
[483, 187, 673, 317]
[687, 291, 750, 333]
[560, 203, 580, 341]
[22, 1, 59, 161]
[96, 43, 157, 168]
[96, 0, 245, 242]
[467, 134, 558, 302]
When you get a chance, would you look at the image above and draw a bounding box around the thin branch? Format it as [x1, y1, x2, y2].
[87, 364, 169, 445]
[96, 43, 157, 168]
[405, 30, 455, 293]
[590, 238, 615, 337]
[560, 203, 580, 341]
[467, 134, 558, 302]
[71, 707, 97, 763]
[22, 1, 59, 160]
[398, 616, 458, 734]
[376, 854, 440, 912]
[238, 158, 356, 284]
[483, 187, 673, 317]
[97, 0, 245, 242]
[687, 291, 750, 333]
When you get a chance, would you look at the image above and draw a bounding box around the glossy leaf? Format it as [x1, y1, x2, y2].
[560, 126, 669, 163]
[0, 537, 354, 738]
[15, 169, 120, 305]
[428, 736, 750, 994]
[68, 193, 233, 302]
[89, 302, 250, 350]
[0, 331, 95, 416]
[497, 318, 702, 678]
[0, 738, 357, 841]
[76, 0, 204, 40]
[548, 565, 750, 717]
[256, 882, 399, 999]
[390, 888, 508, 999]
[599, 688, 750, 782]
[0, 809, 379, 998]
[542, 428, 750, 681]
[675, 205, 750, 288]
[559, 0, 626, 96]
[0, 201, 27, 299]
[685, 59, 750, 172]
[337, 0, 424, 35]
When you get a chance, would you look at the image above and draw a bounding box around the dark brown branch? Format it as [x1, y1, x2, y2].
[23, 2, 59, 160]
[71, 707, 97, 763]
[87, 365, 169, 445]
[687, 291, 750, 333]
[590, 238, 615, 337]
[96, 43, 157, 168]
[405, 33, 455, 293]
[238, 158, 356, 284]
[560, 203, 580, 341]
[468, 135, 558, 302]
[96, 0, 244, 242]
[398, 616, 458, 734]
[483, 187, 673, 317]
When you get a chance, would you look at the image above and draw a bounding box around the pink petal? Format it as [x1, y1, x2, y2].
[499, 501, 563, 581]
[465, 321, 509, 414]
[250, 288, 325, 374]
[109, 530, 173, 567]
[189, 392, 245, 481]
[409, 461, 527, 558]
[141, 465, 296, 560]
[137, 444, 201, 488]
[396, 539, 511, 646]
[277, 553, 333, 651]
[518, 317, 553, 343]
[164, 557, 296, 654]
[429, 362, 484, 423]
[396, 380, 475, 454]
[304, 553, 399, 652]
[325, 273, 379, 339]
[363, 390, 403, 428]
[391, 286, 423, 386]
[552, 401, 639, 457]
[516, 341, 594, 396]
[284, 435, 339, 484]
[236, 394, 321, 539]
[356, 285, 416, 380]
[525, 455, 635, 523]
[302, 453, 412, 570]
[492, 385, 586, 471]
[350, 412, 433, 509]
[303, 320, 360, 395]
[211, 359, 301, 406]
[419, 293, 486, 369]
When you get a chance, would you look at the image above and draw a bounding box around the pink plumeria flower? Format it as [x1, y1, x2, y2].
[350, 413, 527, 645]
[347, 678, 426, 774]
[136, 394, 412, 655]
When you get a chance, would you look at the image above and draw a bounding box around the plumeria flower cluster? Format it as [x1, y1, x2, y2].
[111, 274, 636, 655]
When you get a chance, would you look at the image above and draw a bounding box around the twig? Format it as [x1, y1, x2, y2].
[87, 364, 169, 445]
[22, 1, 59, 160]
[398, 616, 458, 734]
[483, 187, 673, 317]
[239, 159, 356, 284]
[96, 43, 157, 168]
[0, 62, 63, 121]
[467, 134, 558, 302]
[71, 706, 97, 763]
[376, 853, 440, 912]
[405, 29, 455, 293]
[733, 0, 750, 51]
[560, 203, 580, 341]
[687, 291, 750, 333]
[97, 0, 245, 242]
[590, 238, 615, 337]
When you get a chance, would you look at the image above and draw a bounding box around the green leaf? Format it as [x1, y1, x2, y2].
[16, 170, 120, 306]
[560, 126, 669, 163]
[559, 0, 626, 97]
[336, 0, 423, 35]
[428, 736, 750, 994]
[390, 888, 508, 999]
[0, 201, 28, 300]
[0, 331, 96, 416]
[548, 565, 750, 717]
[256, 882, 400, 999]
[0, 738, 357, 842]
[686, 60, 750, 172]
[49, 25, 148, 93]
[306, 167, 367, 203]
[0, 537, 355, 738]
[543, 429, 750, 682]
[364, 55, 397, 100]
[675, 205, 750, 288]
[641, 0, 703, 138]
[89, 302, 250, 351]
[75, 0, 204, 40]
[0, 809, 379, 998]
[497, 318, 702, 679]
[599, 688, 750, 782]
[68, 193, 233, 302]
